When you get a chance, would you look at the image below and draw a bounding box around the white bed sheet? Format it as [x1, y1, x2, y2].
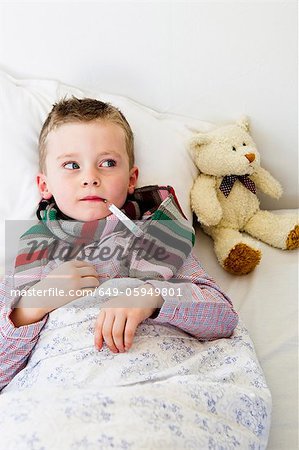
[192, 219, 298, 450]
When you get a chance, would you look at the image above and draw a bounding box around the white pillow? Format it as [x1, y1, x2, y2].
[0, 70, 215, 270]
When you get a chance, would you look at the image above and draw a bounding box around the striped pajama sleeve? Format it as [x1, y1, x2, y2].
[147, 251, 238, 341]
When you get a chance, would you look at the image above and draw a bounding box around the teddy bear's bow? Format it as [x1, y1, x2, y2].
[219, 175, 256, 198]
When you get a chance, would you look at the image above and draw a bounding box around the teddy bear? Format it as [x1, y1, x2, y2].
[189, 117, 299, 275]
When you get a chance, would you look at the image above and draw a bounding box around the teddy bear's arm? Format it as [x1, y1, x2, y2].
[250, 166, 283, 199]
[191, 174, 223, 226]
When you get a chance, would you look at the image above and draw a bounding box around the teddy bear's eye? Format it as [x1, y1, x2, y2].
[232, 146, 236, 151]
[243, 142, 246, 146]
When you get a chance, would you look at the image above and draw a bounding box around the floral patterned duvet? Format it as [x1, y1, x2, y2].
[0, 284, 271, 449]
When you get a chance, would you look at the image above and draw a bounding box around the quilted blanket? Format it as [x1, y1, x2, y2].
[0, 279, 271, 449]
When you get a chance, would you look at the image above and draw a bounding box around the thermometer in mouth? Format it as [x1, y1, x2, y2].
[103, 200, 144, 237]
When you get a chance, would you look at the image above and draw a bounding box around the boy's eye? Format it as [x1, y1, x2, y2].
[243, 142, 246, 146]
[101, 159, 116, 167]
[64, 162, 80, 170]
[232, 146, 236, 151]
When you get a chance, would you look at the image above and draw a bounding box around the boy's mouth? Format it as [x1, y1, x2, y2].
[80, 196, 106, 202]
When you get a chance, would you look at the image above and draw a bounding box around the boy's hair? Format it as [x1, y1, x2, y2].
[38, 97, 134, 171]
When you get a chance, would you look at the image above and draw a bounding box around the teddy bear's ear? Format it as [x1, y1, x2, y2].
[189, 134, 210, 158]
[236, 116, 250, 132]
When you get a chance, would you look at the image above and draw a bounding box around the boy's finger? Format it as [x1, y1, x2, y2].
[78, 267, 99, 278]
[101, 312, 119, 353]
[112, 314, 127, 352]
[80, 276, 99, 289]
[124, 317, 138, 351]
[94, 310, 105, 350]
[72, 259, 95, 268]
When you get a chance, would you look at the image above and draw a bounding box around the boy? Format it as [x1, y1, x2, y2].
[0, 97, 238, 391]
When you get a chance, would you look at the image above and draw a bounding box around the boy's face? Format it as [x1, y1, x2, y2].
[37, 121, 138, 222]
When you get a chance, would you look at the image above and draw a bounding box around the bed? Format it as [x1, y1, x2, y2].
[0, 68, 297, 450]
[0, 2, 298, 448]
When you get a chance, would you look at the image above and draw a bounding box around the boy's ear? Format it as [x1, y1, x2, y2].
[36, 173, 52, 200]
[128, 166, 139, 194]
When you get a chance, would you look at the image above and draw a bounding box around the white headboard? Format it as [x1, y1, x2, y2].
[0, 1, 297, 209]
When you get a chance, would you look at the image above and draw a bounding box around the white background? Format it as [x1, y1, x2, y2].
[0, 0, 297, 209]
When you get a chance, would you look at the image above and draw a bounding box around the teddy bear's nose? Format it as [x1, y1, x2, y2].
[245, 153, 255, 163]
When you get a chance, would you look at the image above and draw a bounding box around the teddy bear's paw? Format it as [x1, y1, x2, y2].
[286, 225, 299, 250]
[224, 244, 262, 275]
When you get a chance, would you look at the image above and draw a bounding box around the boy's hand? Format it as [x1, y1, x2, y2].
[19, 260, 99, 313]
[41, 260, 100, 311]
[94, 284, 163, 353]
[10, 260, 100, 327]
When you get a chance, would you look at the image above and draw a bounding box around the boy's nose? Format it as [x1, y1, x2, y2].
[82, 174, 101, 187]
[83, 179, 100, 186]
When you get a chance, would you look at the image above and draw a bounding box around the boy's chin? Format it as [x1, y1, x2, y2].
[76, 212, 112, 222]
